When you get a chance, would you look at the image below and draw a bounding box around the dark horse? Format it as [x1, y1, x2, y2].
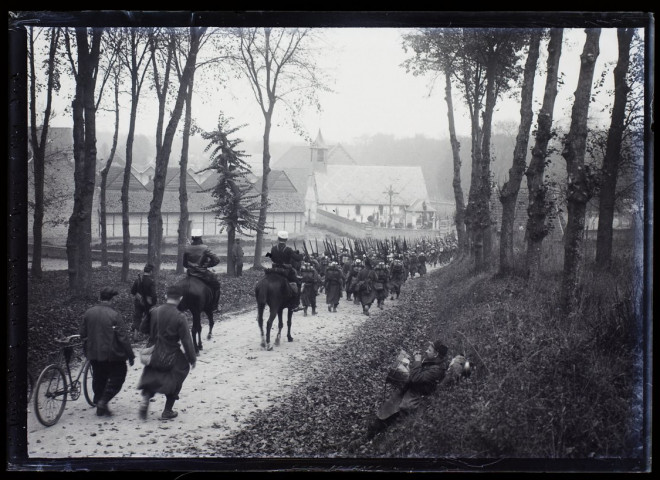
[176, 276, 216, 353]
[254, 271, 296, 351]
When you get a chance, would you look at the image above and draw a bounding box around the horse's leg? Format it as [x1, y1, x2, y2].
[287, 308, 294, 342]
[275, 308, 283, 347]
[192, 312, 201, 353]
[265, 307, 277, 351]
[257, 303, 266, 348]
[206, 310, 214, 340]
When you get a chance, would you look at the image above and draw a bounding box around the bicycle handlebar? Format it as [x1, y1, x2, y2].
[54, 334, 81, 344]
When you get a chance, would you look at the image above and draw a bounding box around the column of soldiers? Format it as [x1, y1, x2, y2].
[294, 235, 458, 317]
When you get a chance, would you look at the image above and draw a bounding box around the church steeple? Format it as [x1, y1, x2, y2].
[310, 129, 328, 173]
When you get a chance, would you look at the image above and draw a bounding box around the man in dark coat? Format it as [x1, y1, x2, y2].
[130, 263, 158, 332]
[368, 339, 448, 439]
[183, 229, 221, 311]
[398, 339, 448, 413]
[80, 287, 135, 416]
[300, 261, 321, 316]
[324, 261, 345, 312]
[232, 238, 244, 277]
[138, 285, 197, 421]
[388, 255, 406, 300]
[345, 258, 363, 302]
[356, 257, 378, 316]
[266, 231, 303, 311]
[373, 261, 390, 310]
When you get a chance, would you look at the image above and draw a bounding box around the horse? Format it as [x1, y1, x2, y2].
[175, 275, 216, 353]
[254, 271, 296, 351]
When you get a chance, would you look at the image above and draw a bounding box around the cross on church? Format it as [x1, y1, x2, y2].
[383, 184, 400, 228]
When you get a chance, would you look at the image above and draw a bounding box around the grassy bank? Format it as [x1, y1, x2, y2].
[209, 239, 645, 463]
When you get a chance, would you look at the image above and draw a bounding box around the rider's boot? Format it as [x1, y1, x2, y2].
[328, 305, 332, 312]
[311, 306, 317, 316]
[333, 305, 337, 312]
[303, 307, 308, 317]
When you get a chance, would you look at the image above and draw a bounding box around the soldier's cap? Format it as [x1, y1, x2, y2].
[277, 230, 288, 240]
[430, 339, 448, 357]
[191, 229, 203, 237]
[100, 286, 119, 300]
[166, 285, 185, 297]
[144, 263, 154, 273]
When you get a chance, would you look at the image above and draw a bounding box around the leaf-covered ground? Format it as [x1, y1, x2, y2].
[24, 254, 644, 467]
[202, 260, 476, 458]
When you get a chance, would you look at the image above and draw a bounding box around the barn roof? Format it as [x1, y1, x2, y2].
[272, 143, 357, 169]
[104, 189, 215, 213]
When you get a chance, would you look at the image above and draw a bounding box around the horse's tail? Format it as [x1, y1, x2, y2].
[176, 277, 191, 311]
[255, 277, 268, 305]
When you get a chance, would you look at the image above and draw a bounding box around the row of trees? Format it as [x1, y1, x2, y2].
[27, 26, 326, 289]
[403, 27, 643, 314]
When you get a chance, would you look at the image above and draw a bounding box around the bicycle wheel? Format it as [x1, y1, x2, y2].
[33, 364, 67, 427]
[82, 361, 95, 407]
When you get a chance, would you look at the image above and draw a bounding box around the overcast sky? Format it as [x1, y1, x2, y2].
[41, 27, 626, 148]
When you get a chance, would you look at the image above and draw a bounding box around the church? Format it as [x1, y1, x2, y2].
[271, 130, 439, 231]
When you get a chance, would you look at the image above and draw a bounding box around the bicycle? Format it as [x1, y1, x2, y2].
[33, 334, 95, 427]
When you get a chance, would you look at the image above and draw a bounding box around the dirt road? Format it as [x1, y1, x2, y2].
[26, 266, 440, 459]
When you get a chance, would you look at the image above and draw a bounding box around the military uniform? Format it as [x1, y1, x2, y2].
[183, 234, 221, 310]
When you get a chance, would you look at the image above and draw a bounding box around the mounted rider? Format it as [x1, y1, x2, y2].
[183, 229, 221, 312]
[265, 231, 303, 312]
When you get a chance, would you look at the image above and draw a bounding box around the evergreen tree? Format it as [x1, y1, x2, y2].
[200, 114, 264, 275]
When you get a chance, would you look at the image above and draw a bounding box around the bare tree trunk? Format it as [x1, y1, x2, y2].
[148, 27, 205, 274]
[465, 109, 483, 266]
[444, 65, 467, 255]
[121, 100, 138, 282]
[253, 113, 273, 270]
[498, 31, 541, 275]
[177, 76, 195, 274]
[29, 27, 59, 279]
[66, 28, 103, 293]
[478, 58, 499, 271]
[526, 29, 564, 281]
[100, 76, 120, 266]
[595, 28, 635, 269]
[561, 28, 601, 315]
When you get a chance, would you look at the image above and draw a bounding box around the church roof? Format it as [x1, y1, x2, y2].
[312, 129, 326, 148]
[272, 143, 357, 169]
[315, 165, 430, 207]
